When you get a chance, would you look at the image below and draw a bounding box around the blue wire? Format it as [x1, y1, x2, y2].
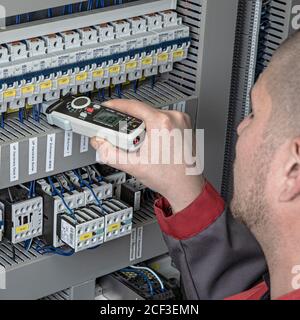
[121, 268, 154, 296]
[54, 176, 65, 194]
[18, 108, 24, 123]
[47, 177, 76, 219]
[151, 75, 156, 88]
[27, 13, 31, 22]
[69, 4, 73, 14]
[101, 88, 105, 100]
[36, 244, 74, 256]
[79, 2, 83, 12]
[48, 8, 53, 18]
[134, 80, 138, 93]
[73, 170, 103, 208]
[100, 0, 105, 7]
[0, 113, 4, 128]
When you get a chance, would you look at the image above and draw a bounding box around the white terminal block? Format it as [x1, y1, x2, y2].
[9, 99, 26, 110]
[143, 13, 163, 31]
[26, 38, 46, 57]
[0, 102, 8, 113]
[83, 182, 113, 205]
[127, 17, 148, 34]
[78, 27, 98, 45]
[60, 30, 81, 49]
[6, 41, 28, 61]
[0, 45, 9, 64]
[160, 10, 178, 27]
[43, 34, 64, 53]
[110, 20, 132, 38]
[96, 23, 115, 42]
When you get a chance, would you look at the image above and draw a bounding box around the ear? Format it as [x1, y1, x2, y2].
[280, 138, 300, 202]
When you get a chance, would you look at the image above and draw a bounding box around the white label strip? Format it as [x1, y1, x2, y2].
[80, 135, 89, 153]
[129, 227, 137, 262]
[10, 142, 19, 182]
[64, 131, 73, 157]
[28, 137, 38, 175]
[136, 226, 143, 259]
[45, 133, 56, 172]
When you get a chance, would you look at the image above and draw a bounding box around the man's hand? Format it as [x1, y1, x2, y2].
[90, 99, 204, 213]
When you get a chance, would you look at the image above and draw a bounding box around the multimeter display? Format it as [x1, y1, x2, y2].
[93, 109, 124, 128]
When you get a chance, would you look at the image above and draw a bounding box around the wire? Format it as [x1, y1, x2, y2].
[24, 238, 33, 251]
[7, 188, 14, 202]
[47, 176, 76, 219]
[121, 268, 154, 296]
[47, 8, 53, 18]
[129, 265, 165, 291]
[18, 108, 24, 123]
[54, 176, 65, 194]
[0, 113, 4, 128]
[91, 165, 103, 182]
[73, 170, 103, 208]
[36, 243, 74, 256]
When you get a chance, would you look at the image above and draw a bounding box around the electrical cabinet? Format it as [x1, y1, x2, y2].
[2, 0, 296, 300]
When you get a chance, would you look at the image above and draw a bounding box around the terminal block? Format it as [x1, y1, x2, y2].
[57, 206, 105, 252]
[0, 188, 43, 244]
[37, 172, 113, 248]
[0, 11, 190, 114]
[95, 165, 127, 198]
[121, 178, 147, 211]
[89, 198, 133, 242]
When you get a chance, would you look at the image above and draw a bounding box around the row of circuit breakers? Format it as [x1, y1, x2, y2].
[0, 164, 149, 252]
[0, 10, 190, 113]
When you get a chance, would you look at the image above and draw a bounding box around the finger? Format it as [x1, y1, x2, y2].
[91, 137, 133, 173]
[102, 99, 157, 121]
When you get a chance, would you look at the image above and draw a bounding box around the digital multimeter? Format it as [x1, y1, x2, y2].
[45, 95, 146, 152]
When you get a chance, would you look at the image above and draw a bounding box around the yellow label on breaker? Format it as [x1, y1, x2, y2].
[92, 69, 104, 78]
[109, 65, 121, 74]
[79, 232, 93, 242]
[76, 72, 88, 82]
[16, 224, 29, 234]
[3, 89, 16, 99]
[173, 49, 184, 59]
[142, 57, 153, 66]
[58, 77, 70, 86]
[158, 52, 169, 62]
[108, 222, 121, 233]
[21, 85, 35, 94]
[40, 80, 52, 90]
[126, 61, 137, 70]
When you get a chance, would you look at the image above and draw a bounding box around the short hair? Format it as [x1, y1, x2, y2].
[264, 29, 300, 140]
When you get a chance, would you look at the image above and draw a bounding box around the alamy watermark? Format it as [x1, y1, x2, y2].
[97, 125, 205, 176]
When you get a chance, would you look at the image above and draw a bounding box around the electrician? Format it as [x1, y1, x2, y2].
[91, 30, 300, 300]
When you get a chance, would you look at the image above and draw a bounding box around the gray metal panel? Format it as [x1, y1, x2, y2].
[0, 215, 167, 299]
[0, 116, 96, 189]
[0, 0, 177, 43]
[195, 0, 239, 191]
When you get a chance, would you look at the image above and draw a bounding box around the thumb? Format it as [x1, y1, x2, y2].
[90, 137, 129, 172]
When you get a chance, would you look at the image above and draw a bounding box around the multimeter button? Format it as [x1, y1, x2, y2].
[71, 96, 91, 110]
[86, 107, 94, 114]
[79, 112, 87, 119]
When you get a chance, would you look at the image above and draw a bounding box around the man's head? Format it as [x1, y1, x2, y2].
[231, 30, 300, 251]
